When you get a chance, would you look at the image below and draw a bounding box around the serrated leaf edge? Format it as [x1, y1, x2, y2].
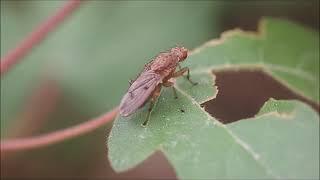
[174, 80, 279, 179]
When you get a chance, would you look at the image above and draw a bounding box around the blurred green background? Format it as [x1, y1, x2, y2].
[1, 0, 318, 178]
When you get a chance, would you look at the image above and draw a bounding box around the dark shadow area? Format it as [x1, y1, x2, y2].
[202, 69, 319, 124]
[102, 151, 176, 179]
[220, 1, 319, 32]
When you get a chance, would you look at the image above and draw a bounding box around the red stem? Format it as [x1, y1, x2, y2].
[6, 78, 60, 138]
[0, 0, 82, 76]
[1, 107, 118, 153]
[0, 0, 119, 154]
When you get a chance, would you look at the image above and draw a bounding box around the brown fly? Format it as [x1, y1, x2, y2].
[119, 46, 197, 126]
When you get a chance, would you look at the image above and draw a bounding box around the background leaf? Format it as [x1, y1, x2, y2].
[187, 18, 319, 103]
[1, 1, 223, 135]
[108, 18, 319, 179]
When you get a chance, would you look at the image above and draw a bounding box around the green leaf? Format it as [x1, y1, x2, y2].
[108, 18, 319, 179]
[187, 18, 319, 103]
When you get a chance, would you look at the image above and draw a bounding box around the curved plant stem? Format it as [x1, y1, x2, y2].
[6, 78, 60, 138]
[1, 107, 118, 153]
[0, 0, 82, 76]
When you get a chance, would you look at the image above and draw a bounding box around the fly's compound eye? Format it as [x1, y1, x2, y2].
[178, 47, 188, 62]
[171, 47, 188, 62]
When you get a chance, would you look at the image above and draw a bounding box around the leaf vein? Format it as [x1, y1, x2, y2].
[175, 81, 280, 179]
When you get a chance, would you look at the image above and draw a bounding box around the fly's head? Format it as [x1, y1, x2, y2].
[171, 46, 188, 62]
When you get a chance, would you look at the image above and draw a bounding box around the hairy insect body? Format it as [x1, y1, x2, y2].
[151, 54, 178, 71]
[119, 46, 195, 126]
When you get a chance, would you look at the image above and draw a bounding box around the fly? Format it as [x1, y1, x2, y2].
[119, 46, 197, 126]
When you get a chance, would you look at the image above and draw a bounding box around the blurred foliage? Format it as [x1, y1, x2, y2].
[1, 1, 222, 134]
[1, 1, 222, 177]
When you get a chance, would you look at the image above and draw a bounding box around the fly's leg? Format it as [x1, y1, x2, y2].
[172, 87, 178, 99]
[163, 81, 178, 99]
[173, 67, 198, 85]
[142, 100, 155, 127]
[142, 85, 161, 127]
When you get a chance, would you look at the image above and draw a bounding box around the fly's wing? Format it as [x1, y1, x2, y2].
[119, 71, 161, 117]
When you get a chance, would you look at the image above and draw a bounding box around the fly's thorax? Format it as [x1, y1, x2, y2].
[161, 68, 177, 83]
[150, 53, 179, 72]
